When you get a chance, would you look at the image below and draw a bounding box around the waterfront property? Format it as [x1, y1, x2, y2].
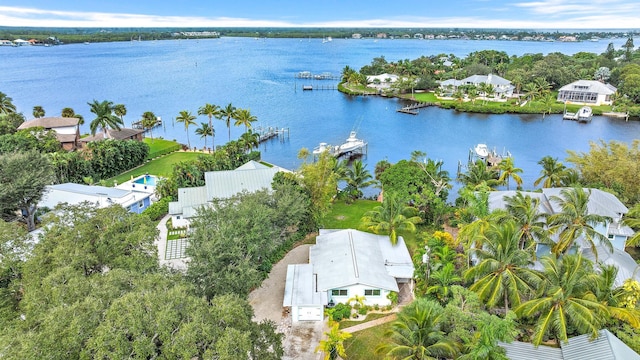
[80, 127, 145, 144]
[17, 117, 80, 150]
[439, 73, 515, 99]
[39, 182, 153, 214]
[283, 229, 414, 322]
[168, 160, 289, 227]
[488, 188, 636, 287]
[366, 73, 399, 91]
[557, 80, 617, 106]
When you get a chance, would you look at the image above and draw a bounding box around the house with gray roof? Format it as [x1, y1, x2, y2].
[557, 80, 617, 106]
[80, 127, 145, 144]
[17, 117, 80, 150]
[283, 229, 414, 322]
[487, 188, 637, 287]
[168, 160, 287, 227]
[501, 329, 640, 359]
[439, 73, 515, 98]
[39, 182, 152, 214]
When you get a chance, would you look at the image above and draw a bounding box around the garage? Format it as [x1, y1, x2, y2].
[295, 306, 323, 322]
[283, 264, 326, 322]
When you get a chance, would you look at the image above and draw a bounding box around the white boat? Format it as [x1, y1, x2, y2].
[322, 36, 332, 43]
[337, 131, 366, 155]
[312, 142, 334, 155]
[577, 106, 593, 122]
[474, 143, 489, 158]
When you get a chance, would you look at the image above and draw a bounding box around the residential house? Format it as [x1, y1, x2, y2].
[39, 182, 153, 214]
[501, 329, 640, 359]
[488, 188, 636, 287]
[168, 160, 287, 227]
[17, 117, 80, 150]
[13, 39, 29, 46]
[80, 127, 145, 146]
[439, 73, 515, 98]
[557, 80, 617, 106]
[0, 40, 14, 46]
[283, 229, 414, 322]
[366, 73, 399, 90]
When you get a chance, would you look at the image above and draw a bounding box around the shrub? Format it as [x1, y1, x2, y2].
[358, 306, 368, 316]
[387, 291, 398, 305]
[142, 196, 171, 221]
[327, 303, 352, 322]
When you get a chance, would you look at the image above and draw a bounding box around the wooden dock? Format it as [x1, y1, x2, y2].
[301, 84, 337, 91]
[295, 71, 340, 81]
[131, 117, 162, 129]
[255, 126, 290, 143]
[397, 102, 433, 115]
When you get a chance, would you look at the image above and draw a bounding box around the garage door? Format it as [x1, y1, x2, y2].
[297, 306, 323, 321]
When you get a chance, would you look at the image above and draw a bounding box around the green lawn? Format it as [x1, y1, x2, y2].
[339, 313, 391, 329]
[145, 138, 179, 153]
[107, 151, 202, 186]
[322, 200, 380, 230]
[343, 322, 392, 360]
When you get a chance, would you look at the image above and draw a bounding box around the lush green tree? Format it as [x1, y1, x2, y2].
[0, 220, 29, 322]
[196, 122, 214, 149]
[343, 160, 376, 201]
[0, 151, 54, 231]
[458, 159, 500, 190]
[361, 192, 422, 245]
[175, 110, 197, 149]
[0, 92, 16, 115]
[84, 139, 149, 180]
[140, 111, 157, 142]
[113, 103, 127, 124]
[32, 105, 45, 118]
[316, 323, 352, 360]
[427, 262, 462, 304]
[88, 99, 123, 136]
[219, 103, 237, 142]
[547, 187, 611, 258]
[498, 192, 550, 251]
[198, 103, 220, 149]
[297, 149, 340, 225]
[0, 112, 24, 135]
[624, 203, 640, 246]
[239, 129, 259, 151]
[375, 298, 458, 359]
[458, 313, 517, 360]
[61, 107, 84, 125]
[465, 221, 539, 313]
[234, 108, 257, 133]
[534, 155, 567, 188]
[0, 127, 61, 154]
[497, 157, 523, 190]
[624, 36, 635, 62]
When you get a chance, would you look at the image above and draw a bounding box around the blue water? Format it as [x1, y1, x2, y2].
[133, 175, 157, 186]
[2, 37, 639, 194]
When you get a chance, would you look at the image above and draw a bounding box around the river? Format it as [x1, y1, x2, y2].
[1, 36, 639, 193]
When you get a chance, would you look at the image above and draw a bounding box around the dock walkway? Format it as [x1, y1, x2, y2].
[397, 102, 433, 115]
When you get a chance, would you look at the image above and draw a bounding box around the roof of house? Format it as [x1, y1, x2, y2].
[204, 166, 279, 200]
[463, 74, 512, 86]
[502, 329, 640, 360]
[81, 128, 145, 142]
[558, 80, 617, 95]
[40, 183, 151, 209]
[55, 133, 78, 143]
[309, 229, 414, 292]
[283, 264, 326, 307]
[582, 244, 640, 287]
[366, 73, 399, 82]
[17, 117, 79, 130]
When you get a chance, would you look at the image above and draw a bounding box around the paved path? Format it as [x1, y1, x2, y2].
[155, 214, 187, 271]
[341, 313, 398, 333]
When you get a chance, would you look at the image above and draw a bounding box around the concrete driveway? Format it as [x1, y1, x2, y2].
[248, 244, 326, 360]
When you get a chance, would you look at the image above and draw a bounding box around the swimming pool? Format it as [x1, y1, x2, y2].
[133, 175, 158, 186]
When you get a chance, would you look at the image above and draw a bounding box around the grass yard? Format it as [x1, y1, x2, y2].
[339, 313, 391, 329]
[343, 322, 392, 360]
[322, 200, 380, 230]
[108, 151, 202, 186]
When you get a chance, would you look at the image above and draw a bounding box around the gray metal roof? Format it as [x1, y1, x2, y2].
[558, 80, 617, 95]
[310, 229, 414, 292]
[582, 244, 640, 287]
[501, 340, 563, 360]
[47, 183, 130, 198]
[283, 264, 325, 307]
[542, 188, 628, 219]
[17, 117, 79, 129]
[235, 160, 269, 170]
[204, 167, 278, 200]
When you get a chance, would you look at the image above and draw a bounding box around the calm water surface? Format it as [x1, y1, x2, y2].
[2, 37, 639, 193]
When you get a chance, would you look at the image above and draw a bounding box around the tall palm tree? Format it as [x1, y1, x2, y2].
[114, 103, 127, 125]
[32, 105, 45, 118]
[239, 129, 258, 151]
[233, 108, 257, 134]
[195, 122, 214, 150]
[497, 157, 523, 190]
[175, 110, 197, 149]
[623, 203, 640, 246]
[361, 193, 422, 245]
[198, 103, 220, 150]
[464, 221, 540, 314]
[219, 103, 237, 142]
[499, 192, 550, 251]
[458, 159, 500, 191]
[523, 82, 539, 106]
[515, 254, 608, 346]
[0, 91, 17, 115]
[375, 298, 458, 359]
[141, 111, 157, 143]
[547, 186, 611, 258]
[315, 323, 352, 360]
[427, 262, 462, 304]
[343, 160, 376, 201]
[61, 107, 84, 125]
[88, 100, 123, 136]
[533, 156, 566, 188]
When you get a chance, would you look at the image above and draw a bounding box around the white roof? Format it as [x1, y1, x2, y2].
[40, 183, 151, 209]
[309, 229, 414, 292]
[558, 80, 617, 95]
[283, 264, 326, 307]
[582, 244, 640, 287]
[366, 73, 399, 82]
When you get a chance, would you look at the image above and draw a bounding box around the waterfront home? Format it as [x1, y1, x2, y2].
[488, 188, 636, 287]
[17, 117, 80, 150]
[0, 40, 14, 46]
[366, 73, 399, 90]
[80, 127, 145, 146]
[439, 73, 515, 98]
[39, 182, 152, 214]
[557, 80, 617, 106]
[13, 39, 29, 46]
[283, 229, 414, 322]
[168, 160, 288, 227]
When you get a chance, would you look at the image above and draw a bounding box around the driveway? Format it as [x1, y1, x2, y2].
[248, 244, 326, 360]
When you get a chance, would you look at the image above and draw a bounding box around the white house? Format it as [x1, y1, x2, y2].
[17, 117, 80, 150]
[366, 73, 399, 90]
[39, 183, 153, 214]
[488, 188, 636, 287]
[283, 229, 414, 322]
[168, 160, 287, 227]
[557, 80, 617, 106]
[439, 73, 515, 98]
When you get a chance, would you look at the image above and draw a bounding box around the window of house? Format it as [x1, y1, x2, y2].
[608, 234, 614, 239]
[364, 289, 381, 296]
[138, 200, 144, 208]
[331, 289, 348, 296]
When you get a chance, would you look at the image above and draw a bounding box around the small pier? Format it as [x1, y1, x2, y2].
[255, 126, 290, 143]
[132, 117, 162, 129]
[296, 71, 340, 81]
[301, 84, 337, 91]
[397, 102, 433, 115]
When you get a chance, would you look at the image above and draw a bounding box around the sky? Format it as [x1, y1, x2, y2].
[1, 0, 639, 29]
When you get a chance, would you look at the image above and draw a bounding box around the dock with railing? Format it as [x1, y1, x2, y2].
[397, 102, 433, 115]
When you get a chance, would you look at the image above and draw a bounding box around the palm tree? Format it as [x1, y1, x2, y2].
[497, 157, 523, 190]
[343, 160, 376, 201]
[458, 159, 500, 190]
[465, 221, 540, 314]
[195, 122, 214, 150]
[515, 254, 608, 346]
[141, 111, 157, 143]
[233, 108, 257, 133]
[61, 107, 84, 125]
[547, 186, 611, 258]
[427, 262, 462, 304]
[361, 193, 422, 245]
[114, 103, 127, 125]
[375, 298, 458, 359]
[32, 105, 45, 118]
[315, 323, 352, 360]
[523, 82, 539, 106]
[623, 203, 640, 246]
[175, 110, 197, 149]
[0, 91, 17, 115]
[219, 103, 237, 142]
[499, 192, 550, 251]
[198, 103, 220, 150]
[88, 99, 123, 136]
[541, 93, 556, 117]
[239, 129, 258, 152]
[533, 156, 566, 188]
